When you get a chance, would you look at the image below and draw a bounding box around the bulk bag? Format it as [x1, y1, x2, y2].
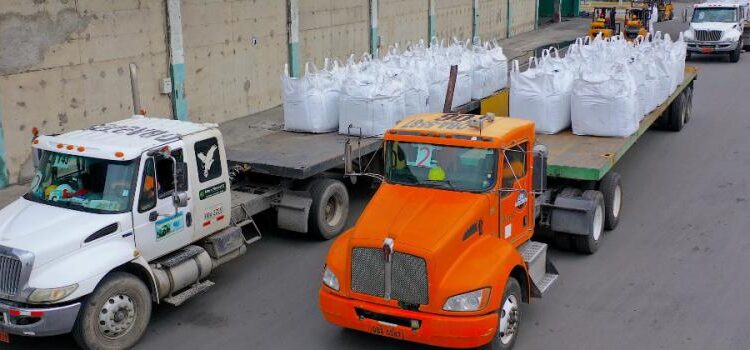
[282, 63, 340, 133]
[338, 66, 406, 137]
[571, 62, 639, 137]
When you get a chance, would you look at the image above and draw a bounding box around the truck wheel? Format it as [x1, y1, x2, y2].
[574, 191, 605, 255]
[666, 92, 686, 132]
[73, 272, 152, 350]
[308, 178, 350, 240]
[553, 233, 574, 251]
[480, 277, 522, 350]
[685, 52, 691, 61]
[684, 87, 693, 124]
[598, 172, 622, 230]
[730, 42, 742, 63]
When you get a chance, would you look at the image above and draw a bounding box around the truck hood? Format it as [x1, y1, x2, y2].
[0, 198, 127, 267]
[690, 22, 740, 32]
[347, 184, 490, 256]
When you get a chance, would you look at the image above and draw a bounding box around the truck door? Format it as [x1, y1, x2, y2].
[499, 142, 533, 247]
[132, 144, 195, 261]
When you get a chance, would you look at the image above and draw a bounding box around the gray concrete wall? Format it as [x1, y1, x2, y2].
[299, 0, 369, 66]
[379, 0, 428, 53]
[479, 0, 509, 41]
[0, 0, 171, 184]
[435, 0, 474, 41]
[181, 0, 287, 124]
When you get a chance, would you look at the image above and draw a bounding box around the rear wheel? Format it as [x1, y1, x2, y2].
[73, 272, 152, 350]
[574, 190, 605, 254]
[665, 92, 686, 132]
[480, 277, 522, 350]
[553, 188, 582, 251]
[307, 178, 350, 240]
[598, 172, 622, 230]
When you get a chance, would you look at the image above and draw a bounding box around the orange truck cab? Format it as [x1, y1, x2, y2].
[319, 113, 576, 349]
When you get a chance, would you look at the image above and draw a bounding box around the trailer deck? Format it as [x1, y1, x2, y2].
[537, 67, 698, 181]
[226, 130, 381, 180]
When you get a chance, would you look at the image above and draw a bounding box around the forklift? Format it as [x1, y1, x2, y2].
[623, 7, 650, 41]
[588, 7, 620, 39]
[631, 0, 673, 22]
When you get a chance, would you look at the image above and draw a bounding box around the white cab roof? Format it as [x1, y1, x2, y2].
[34, 115, 217, 161]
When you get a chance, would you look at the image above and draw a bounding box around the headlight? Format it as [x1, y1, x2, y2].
[322, 266, 340, 291]
[722, 30, 740, 42]
[443, 288, 491, 312]
[683, 29, 695, 40]
[28, 284, 78, 304]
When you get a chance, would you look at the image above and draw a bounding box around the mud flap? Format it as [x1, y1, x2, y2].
[276, 191, 312, 233]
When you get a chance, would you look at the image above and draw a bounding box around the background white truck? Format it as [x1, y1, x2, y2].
[684, 1, 749, 62]
[0, 116, 377, 349]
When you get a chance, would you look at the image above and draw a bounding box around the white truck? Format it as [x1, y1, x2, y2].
[684, 1, 749, 62]
[0, 116, 380, 349]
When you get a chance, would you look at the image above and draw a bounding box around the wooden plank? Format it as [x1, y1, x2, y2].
[538, 67, 699, 181]
[226, 131, 382, 180]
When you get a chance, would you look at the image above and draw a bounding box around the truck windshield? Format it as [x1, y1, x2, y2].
[692, 8, 737, 23]
[26, 151, 137, 213]
[385, 141, 498, 192]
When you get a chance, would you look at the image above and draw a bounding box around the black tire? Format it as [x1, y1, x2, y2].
[553, 232, 575, 251]
[665, 92, 686, 132]
[730, 42, 741, 63]
[307, 178, 350, 240]
[73, 272, 152, 350]
[684, 86, 693, 124]
[574, 190, 605, 255]
[479, 277, 522, 350]
[685, 51, 691, 61]
[598, 172, 622, 230]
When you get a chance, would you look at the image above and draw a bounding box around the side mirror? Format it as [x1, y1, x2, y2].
[175, 162, 188, 191]
[173, 191, 189, 208]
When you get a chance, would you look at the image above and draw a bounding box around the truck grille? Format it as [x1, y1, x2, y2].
[351, 247, 428, 305]
[0, 254, 22, 296]
[695, 30, 722, 42]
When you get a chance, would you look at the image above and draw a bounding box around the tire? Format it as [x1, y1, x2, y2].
[684, 86, 693, 124]
[479, 277, 522, 350]
[685, 51, 691, 61]
[307, 178, 350, 240]
[73, 272, 152, 350]
[573, 190, 605, 255]
[598, 172, 622, 230]
[665, 92, 686, 132]
[730, 42, 741, 63]
[553, 232, 575, 251]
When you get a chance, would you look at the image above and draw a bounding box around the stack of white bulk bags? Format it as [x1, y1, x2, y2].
[282, 63, 341, 133]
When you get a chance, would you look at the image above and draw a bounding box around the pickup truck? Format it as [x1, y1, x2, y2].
[0, 116, 378, 349]
[684, 1, 749, 62]
[318, 67, 698, 349]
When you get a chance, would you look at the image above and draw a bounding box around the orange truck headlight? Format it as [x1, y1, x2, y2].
[443, 288, 491, 312]
[322, 266, 340, 291]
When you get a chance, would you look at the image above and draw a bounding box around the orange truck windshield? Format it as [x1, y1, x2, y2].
[385, 141, 498, 192]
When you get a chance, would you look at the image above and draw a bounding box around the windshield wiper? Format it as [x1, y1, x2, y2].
[423, 179, 456, 190]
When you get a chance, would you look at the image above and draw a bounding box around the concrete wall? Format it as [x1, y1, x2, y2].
[181, 0, 287, 124]
[0, 0, 170, 184]
[299, 0, 369, 66]
[479, 0, 509, 41]
[379, 0, 428, 53]
[435, 0, 474, 41]
[509, 0, 537, 36]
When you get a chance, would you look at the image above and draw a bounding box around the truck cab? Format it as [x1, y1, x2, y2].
[0, 116, 247, 349]
[684, 2, 748, 62]
[319, 113, 560, 349]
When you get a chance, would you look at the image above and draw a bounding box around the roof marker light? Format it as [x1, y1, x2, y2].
[115, 151, 125, 158]
[77, 146, 85, 152]
[57, 144, 64, 149]
[33, 139, 39, 145]
[66, 145, 74, 150]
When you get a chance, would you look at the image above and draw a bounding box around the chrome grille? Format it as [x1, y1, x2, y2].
[696, 30, 722, 42]
[0, 253, 22, 296]
[350, 247, 428, 305]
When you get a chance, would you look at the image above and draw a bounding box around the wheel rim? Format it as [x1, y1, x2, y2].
[498, 294, 519, 345]
[593, 205, 604, 241]
[324, 194, 343, 227]
[98, 293, 137, 339]
[612, 185, 622, 219]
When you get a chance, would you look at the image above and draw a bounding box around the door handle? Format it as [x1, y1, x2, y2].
[149, 211, 158, 222]
[186, 212, 192, 227]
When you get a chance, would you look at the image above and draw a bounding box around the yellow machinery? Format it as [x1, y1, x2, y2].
[631, 0, 673, 22]
[623, 8, 650, 41]
[588, 7, 620, 39]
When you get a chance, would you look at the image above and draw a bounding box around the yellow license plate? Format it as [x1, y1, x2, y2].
[370, 324, 404, 339]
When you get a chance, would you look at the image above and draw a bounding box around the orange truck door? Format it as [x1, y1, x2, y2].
[499, 141, 533, 247]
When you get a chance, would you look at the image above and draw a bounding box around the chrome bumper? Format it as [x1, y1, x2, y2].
[686, 40, 738, 53]
[0, 300, 81, 337]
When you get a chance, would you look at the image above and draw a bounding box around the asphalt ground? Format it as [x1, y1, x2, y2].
[10, 10, 750, 350]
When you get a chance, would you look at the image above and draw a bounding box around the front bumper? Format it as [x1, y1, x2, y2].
[0, 300, 81, 337]
[686, 40, 738, 53]
[319, 289, 498, 349]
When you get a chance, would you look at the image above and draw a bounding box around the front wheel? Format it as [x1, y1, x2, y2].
[480, 277, 522, 350]
[730, 42, 742, 63]
[73, 272, 152, 350]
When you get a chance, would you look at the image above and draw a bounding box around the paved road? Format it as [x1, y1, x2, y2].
[11, 12, 750, 350]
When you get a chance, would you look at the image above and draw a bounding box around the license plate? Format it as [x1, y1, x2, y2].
[0, 331, 9, 343]
[370, 324, 404, 340]
[701, 47, 714, 53]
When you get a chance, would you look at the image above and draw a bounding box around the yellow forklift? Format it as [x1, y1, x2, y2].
[622, 7, 650, 41]
[588, 7, 621, 39]
[631, 0, 673, 22]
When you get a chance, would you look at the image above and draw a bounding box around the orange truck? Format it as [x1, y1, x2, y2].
[319, 67, 698, 349]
